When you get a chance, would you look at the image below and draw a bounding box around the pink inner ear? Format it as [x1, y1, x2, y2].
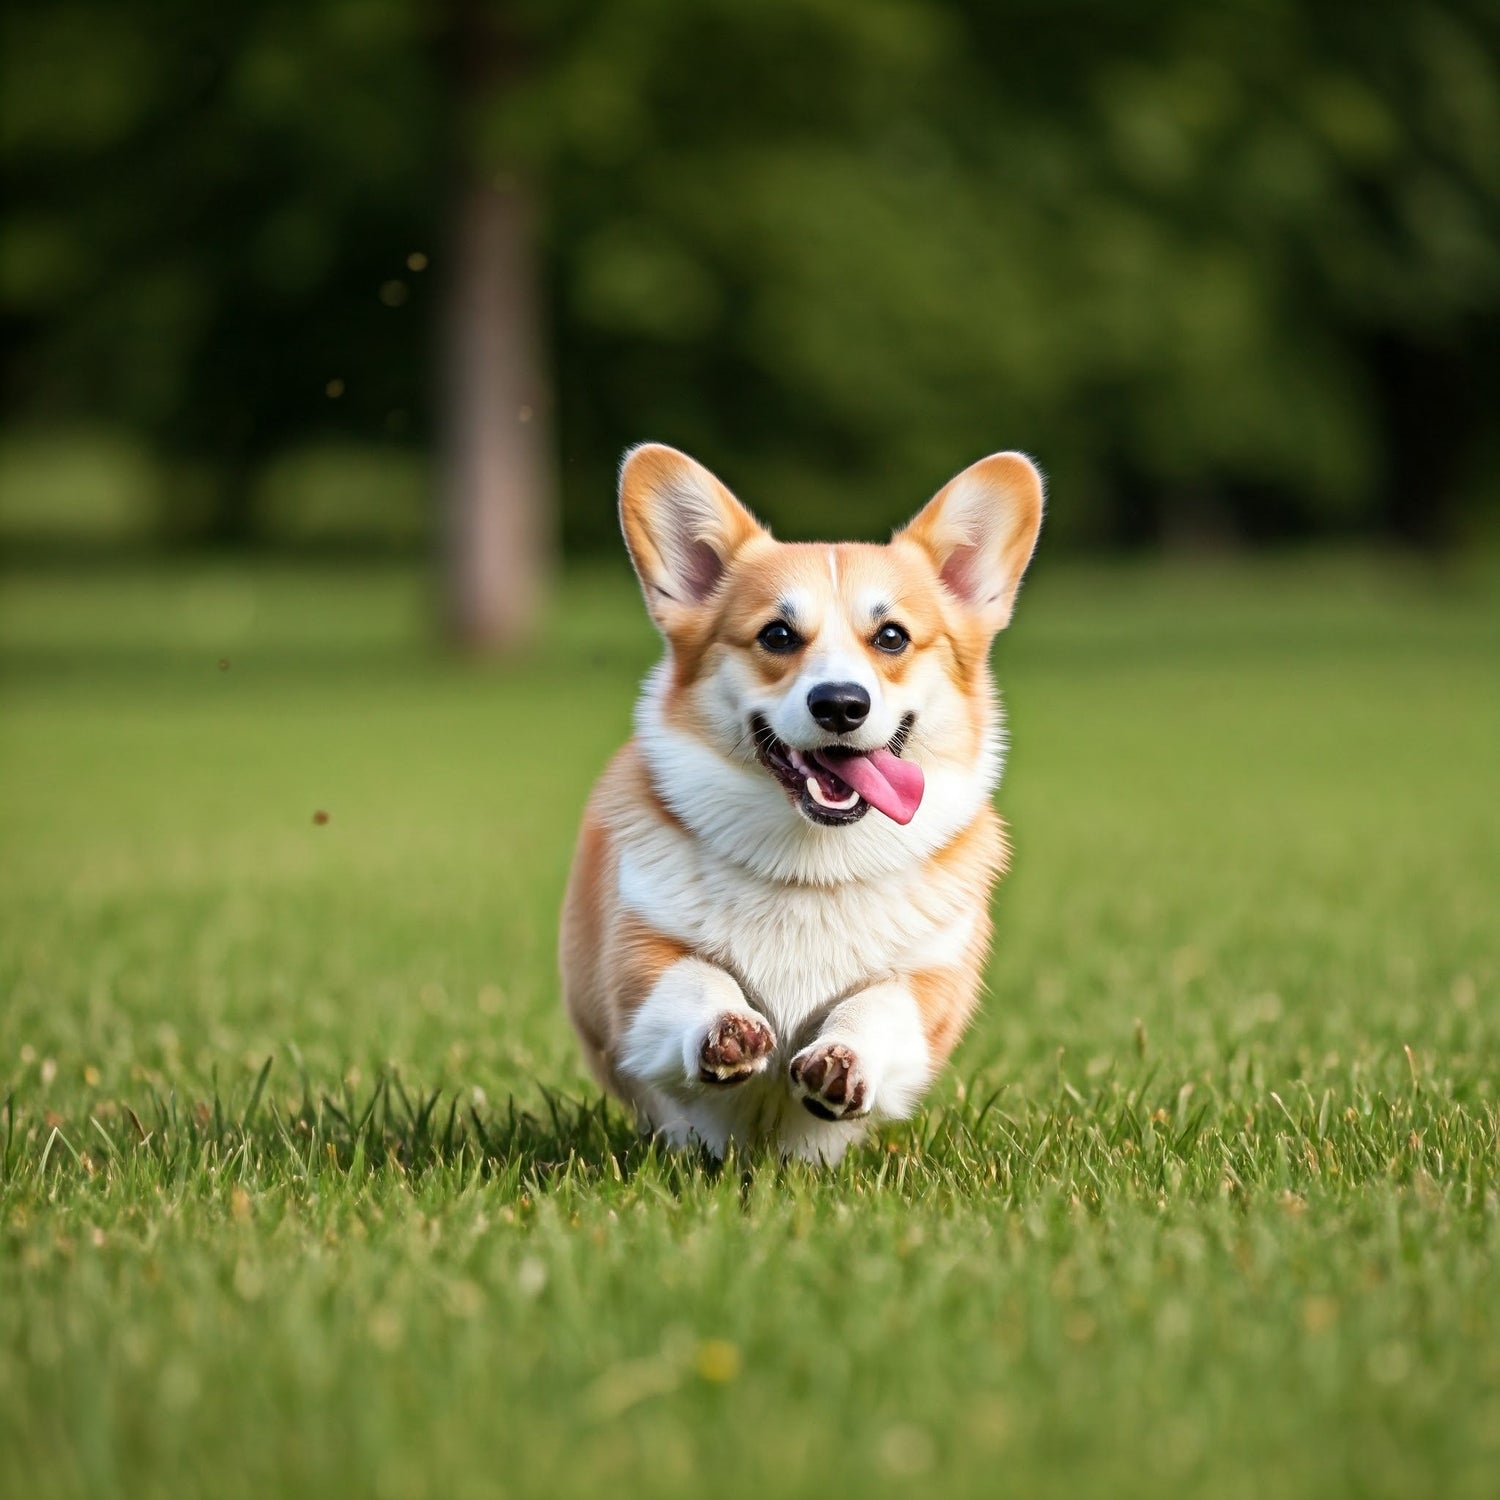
[939, 543, 981, 604]
[682, 538, 725, 602]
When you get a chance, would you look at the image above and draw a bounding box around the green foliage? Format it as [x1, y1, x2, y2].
[2, 0, 1498, 547]
[0, 429, 160, 544]
[257, 444, 431, 549]
[1, 553, 1496, 1497]
[1, 0, 444, 536]
[537, 0, 1500, 546]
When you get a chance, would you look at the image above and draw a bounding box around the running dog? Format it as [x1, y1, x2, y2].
[561, 444, 1043, 1160]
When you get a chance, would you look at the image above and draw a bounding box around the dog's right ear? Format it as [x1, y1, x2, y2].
[619, 444, 768, 636]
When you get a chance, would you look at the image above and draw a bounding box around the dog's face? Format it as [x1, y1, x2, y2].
[620, 445, 1042, 861]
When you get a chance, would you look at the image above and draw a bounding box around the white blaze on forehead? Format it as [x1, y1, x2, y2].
[827, 549, 839, 589]
[801, 595, 873, 687]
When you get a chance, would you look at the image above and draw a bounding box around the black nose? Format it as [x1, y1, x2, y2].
[807, 682, 871, 735]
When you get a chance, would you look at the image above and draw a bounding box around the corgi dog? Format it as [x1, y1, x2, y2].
[561, 444, 1043, 1162]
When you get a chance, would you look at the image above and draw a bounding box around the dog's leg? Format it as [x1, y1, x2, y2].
[618, 958, 776, 1096]
[787, 981, 931, 1124]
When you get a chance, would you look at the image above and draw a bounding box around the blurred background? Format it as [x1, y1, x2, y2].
[3, 0, 1497, 646]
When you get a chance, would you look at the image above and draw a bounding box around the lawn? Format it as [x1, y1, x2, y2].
[1, 552, 1496, 1500]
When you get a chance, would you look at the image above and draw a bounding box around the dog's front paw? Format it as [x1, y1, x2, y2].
[698, 1012, 777, 1085]
[789, 1042, 870, 1121]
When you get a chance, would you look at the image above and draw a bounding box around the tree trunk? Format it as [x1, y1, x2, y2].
[440, 175, 551, 651]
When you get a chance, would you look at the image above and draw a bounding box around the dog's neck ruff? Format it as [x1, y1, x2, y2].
[633, 661, 1004, 888]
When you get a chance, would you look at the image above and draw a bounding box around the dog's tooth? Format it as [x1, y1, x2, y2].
[788, 749, 811, 776]
[805, 776, 860, 812]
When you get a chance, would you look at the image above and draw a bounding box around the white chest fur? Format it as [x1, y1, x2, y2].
[615, 814, 977, 1046]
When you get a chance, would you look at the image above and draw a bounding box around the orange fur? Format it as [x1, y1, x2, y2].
[561, 746, 693, 1096]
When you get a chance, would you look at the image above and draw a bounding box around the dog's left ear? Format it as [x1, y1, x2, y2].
[899, 452, 1044, 634]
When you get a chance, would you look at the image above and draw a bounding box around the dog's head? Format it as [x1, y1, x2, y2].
[620, 444, 1042, 879]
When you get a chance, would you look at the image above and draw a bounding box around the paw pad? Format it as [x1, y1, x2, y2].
[789, 1042, 869, 1121]
[699, 1013, 776, 1084]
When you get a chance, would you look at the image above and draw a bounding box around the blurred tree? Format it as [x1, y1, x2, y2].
[1, 0, 445, 538]
[3, 0, 1497, 580]
[441, 0, 551, 649]
[530, 0, 1500, 549]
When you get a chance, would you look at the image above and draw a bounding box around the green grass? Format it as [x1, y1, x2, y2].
[2, 552, 1497, 1500]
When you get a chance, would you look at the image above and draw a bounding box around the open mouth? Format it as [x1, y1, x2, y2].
[750, 714, 923, 827]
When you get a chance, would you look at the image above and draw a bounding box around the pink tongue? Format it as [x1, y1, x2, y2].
[814, 748, 925, 825]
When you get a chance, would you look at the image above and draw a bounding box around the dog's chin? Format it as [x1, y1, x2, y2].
[749, 714, 915, 828]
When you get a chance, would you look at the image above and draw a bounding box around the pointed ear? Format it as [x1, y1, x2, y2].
[899, 452, 1044, 633]
[618, 443, 768, 635]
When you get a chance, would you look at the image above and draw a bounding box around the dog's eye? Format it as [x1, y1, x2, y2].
[873, 622, 910, 654]
[757, 620, 801, 653]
